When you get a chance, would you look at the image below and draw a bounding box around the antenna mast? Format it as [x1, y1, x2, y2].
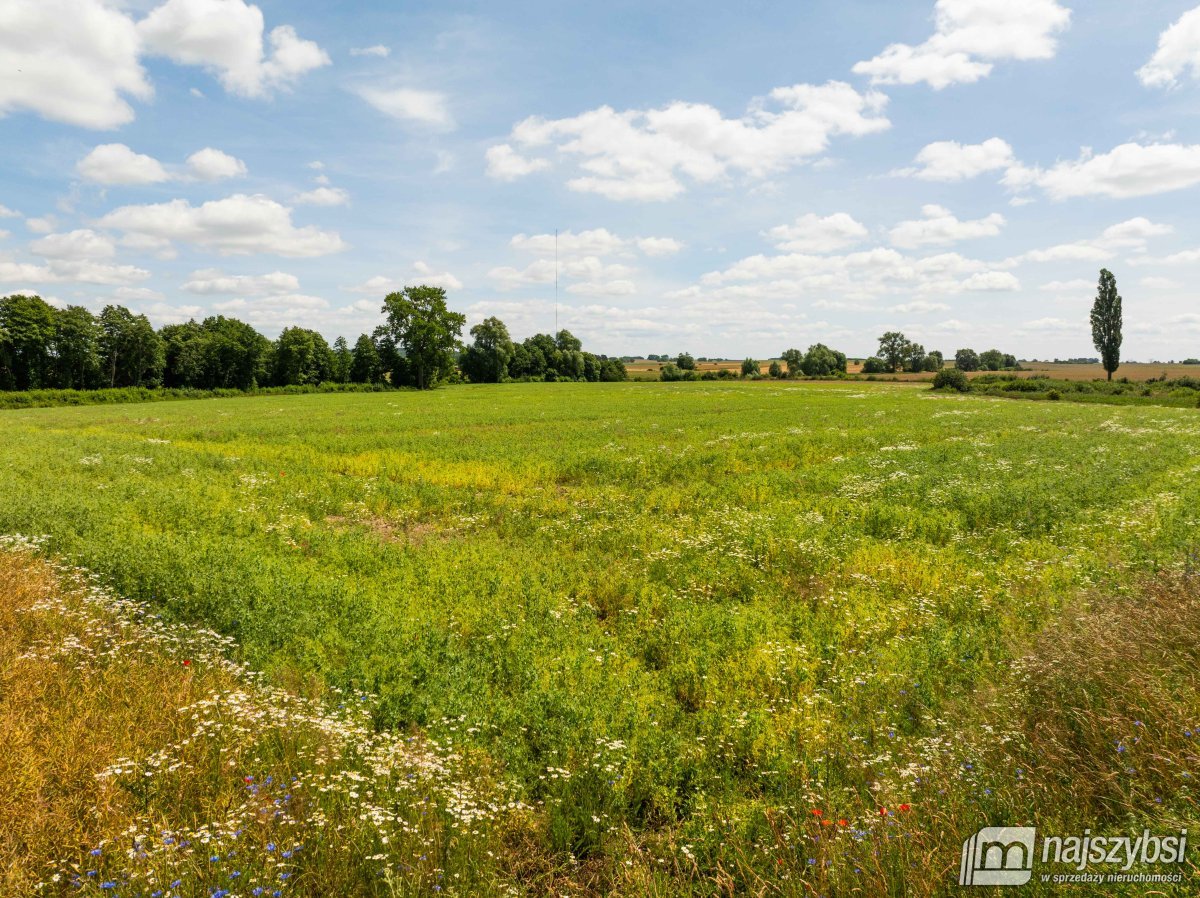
[554, 228, 559, 337]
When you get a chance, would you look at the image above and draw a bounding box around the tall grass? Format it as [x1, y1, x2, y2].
[0, 539, 527, 897]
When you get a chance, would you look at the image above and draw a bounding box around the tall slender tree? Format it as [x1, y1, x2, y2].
[1091, 268, 1123, 381]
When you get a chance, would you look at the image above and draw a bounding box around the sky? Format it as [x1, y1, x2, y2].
[3, 0, 1200, 360]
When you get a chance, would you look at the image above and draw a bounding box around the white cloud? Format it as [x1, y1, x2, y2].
[1138, 6, 1200, 87]
[485, 144, 550, 181]
[181, 268, 300, 294]
[186, 147, 248, 180]
[958, 270, 1020, 291]
[30, 229, 116, 261]
[350, 45, 390, 58]
[567, 279, 637, 296]
[888, 205, 1005, 248]
[1098, 216, 1173, 247]
[636, 236, 685, 256]
[489, 255, 632, 291]
[508, 228, 683, 260]
[765, 212, 869, 253]
[78, 144, 248, 185]
[26, 216, 57, 234]
[0, 259, 150, 287]
[0, 0, 151, 129]
[1039, 278, 1094, 291]
[0, 205, 19, 218]
[898, 137, 1015, 181]
[138, 0, 329, 98]
[511, 228, 628, 257]
[1018, 316, 1075, 333]
[113, 286, 166, 302]
[1010, 242, 1111, 263]
[492, 80, 889, 201]
[354, 86, 452, 128]
[1008, 218, 1169, 267]
[894, 299, 950, 313]
[1140, 276, 1181, 289]
[78, 144, 170, 185]
[853, 0, 1071, 89]
[345, 263, 463, 294]
[1006, 143, 1200, 199]
[98, 193, 346, 257]
[292, 187, 349, 206]
[1129, 247, 1200, 266]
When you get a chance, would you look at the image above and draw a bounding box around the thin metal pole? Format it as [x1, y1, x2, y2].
[554, 228, 559, 337]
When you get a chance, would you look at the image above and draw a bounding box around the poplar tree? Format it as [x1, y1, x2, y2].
[1091, 269, 1123, 381]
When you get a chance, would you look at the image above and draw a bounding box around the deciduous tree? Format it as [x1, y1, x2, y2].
[1091, 268, 1123, 381]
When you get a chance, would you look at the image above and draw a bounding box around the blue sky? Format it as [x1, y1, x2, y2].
[3, 0, 1200, 359]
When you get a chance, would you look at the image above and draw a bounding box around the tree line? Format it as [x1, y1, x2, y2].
[0, 286, 627, 393]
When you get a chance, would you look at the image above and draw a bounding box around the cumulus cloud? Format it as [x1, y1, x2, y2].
[1005, 143, 1200, 199]
[1138, 6, 1200, 87]
[485, 145, 550, 181]
[509, 228, 683, 260]
[489, 255, 635, 292]
[853, 0, 1071, 89]
[181, 268, 300, 294]
[350, 45, 390, 58]
[489, 80, 889, 201]
[898, 137, 1015, 181]
[30, 229, 116, 260]
[186, 147, 248, 180]
[1039, 278, 1095, 291]
[1008, 218, 1170, 266]
[344, 263, 463, 294]
[78, 144, 247, 185]
[765, 212, 869, 253]
[510, 228, 628, 257]
[0, 0, 151, 129]
[97, 193, 346, 257]
[77, 144, 170, 185]
[354, 86, 452, 128]
[888, 205, 1005, 248]
[0, 205, 19, 218]
[636, 237, 685, 256]
[0, 259, 150, 287]
[139, 0, 330, 98]
[292, 187, 349, 206]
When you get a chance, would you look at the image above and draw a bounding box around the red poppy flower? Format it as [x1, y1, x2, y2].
[879, 807, 888, 816]
[837, 819, 849, 827]
[898, 803, 911, 813]
[182, 659, 192, 667]
[809, 808, 823, 817]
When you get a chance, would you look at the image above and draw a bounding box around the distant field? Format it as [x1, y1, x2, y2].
[2, 382, 1198, 895]
[626, 358, 1200, 382]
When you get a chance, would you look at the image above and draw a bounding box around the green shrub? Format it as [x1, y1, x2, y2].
[932, 368, 969, 392]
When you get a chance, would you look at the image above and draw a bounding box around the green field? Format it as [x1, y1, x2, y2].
[3, 381, 1199, 895]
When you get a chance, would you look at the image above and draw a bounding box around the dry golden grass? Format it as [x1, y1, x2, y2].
[0, 549, 228, 892]
[0, 546, 527, 897]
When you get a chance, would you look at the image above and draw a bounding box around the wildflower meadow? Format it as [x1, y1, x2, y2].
[2, 381, 1198, 895]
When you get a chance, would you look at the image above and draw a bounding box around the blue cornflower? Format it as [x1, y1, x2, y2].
[90, 848, 103, 857]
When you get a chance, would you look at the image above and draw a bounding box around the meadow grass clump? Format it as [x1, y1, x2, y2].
[0, 539, 529, 897]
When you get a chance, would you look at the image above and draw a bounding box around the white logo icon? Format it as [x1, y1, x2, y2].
[960, 826, 1036, 886]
